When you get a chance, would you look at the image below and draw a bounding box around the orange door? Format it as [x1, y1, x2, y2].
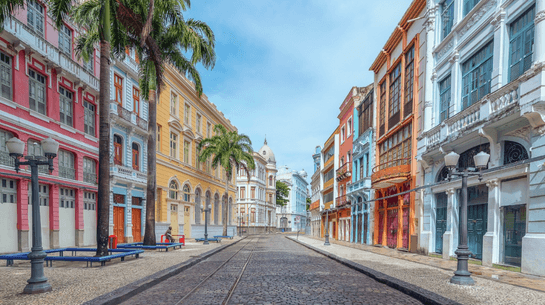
[132, 208, 141, 242]
[114, 206, 125, 243]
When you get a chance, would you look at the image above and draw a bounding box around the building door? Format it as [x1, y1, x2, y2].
[132, 208, 141, 242]
[387, 209, 398, 248]
[378, 211, 384, 245]
[171, 204, 179, 236]
[465, 185, 488, 260]
[357, 214, 362, 243]
[503, 205, 526, 266]
[113, 206, 125, 243]
[363, 213, 368, 244]
[402, 207, 410, 249]
[435, 193, 448, 254]
[183, 206, 190, 237]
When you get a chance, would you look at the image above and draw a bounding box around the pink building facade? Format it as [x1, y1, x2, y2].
[0, 0, 99, 253]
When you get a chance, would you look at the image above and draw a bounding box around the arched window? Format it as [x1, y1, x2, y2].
[458, 143, 490, 169]
[214, 194, 219, 225]
[132, 142, 139, 170]
[114, 135, 123, 165]
[183, 184, 190, 202]
[195, 189, 201, 224]
[437, 167, 450, 183]
[0, 129, 15, 167]
[504, 141, 528, 165]
[169, 180, 178, 200]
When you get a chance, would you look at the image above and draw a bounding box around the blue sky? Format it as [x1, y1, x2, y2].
[185, 0, 412, 183]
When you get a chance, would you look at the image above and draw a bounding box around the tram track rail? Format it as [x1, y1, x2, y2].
[174, 237, 260, 305]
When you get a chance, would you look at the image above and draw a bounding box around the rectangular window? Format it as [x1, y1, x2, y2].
[27, 0, 44, 36]
[379, 82, 386, 136]
[58, 24, 72, 55]
[132, 143, 139, 170]
[157, 124, 162, 152]
[463, 0, 481, 16]
[207, 123, 211, 138]
[365, 153, 370, 176]
[509, 6, 535, 82]
[441, 0, 454, 39]
[114, 135, 123, 165]
[170, 132, 178, 159]
[378, 123, 412, 169]
[183, 140, 190, 163]
[324, 192, 333, 203]
[439, 75, 451, 123]
[341, 127, 345, 142]
[84, 192, 96, 210]
[324, 168, 334, 182]
[461, 41, 493, 110]
[171, 92, 178, 116]
[404, 47, 414, 118]
[0, 51, 12, 100]
[58, 149, 75, 179]
[28, 183, 49, 206]
[359, 93, 373, 134]
[184, 104, 190, 125]
[196, 114, 202, 133]
[84, 54, 94, 74]
[29, 69, 46, 115]
[0, 178, 17, 204]
[388, 64, 401, 128]
[83, 158, 97, 184]
[251, 187, 256, 199]
[240, 187, 245, 199]
[133, 87, 140, 116]
[59, 188, 75, 209]
[59, 87, 73, 127]
[114, 74, 123, 105]
[83, 101, 95, 136]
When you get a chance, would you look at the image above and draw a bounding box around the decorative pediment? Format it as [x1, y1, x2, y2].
[183, 127, 196, 140]
[168, 117, 184, 132]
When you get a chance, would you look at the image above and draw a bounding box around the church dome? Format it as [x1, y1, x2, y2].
[299, 169, 307, 178]
[259, 138, 275, 164]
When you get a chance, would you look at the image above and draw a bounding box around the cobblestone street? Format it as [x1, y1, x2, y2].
[120, 235, 428, 305]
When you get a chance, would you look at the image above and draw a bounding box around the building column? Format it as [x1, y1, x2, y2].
[125, 188, 133, 243]
[491, 9, 506, 91]
[75, 189, 84, 247]
[443, 188, 457, 260]
[482, 179, 500, 267]
[17, 179, 30, 252]
[141, 198, 146, 239]
[423, 3, 436, 132]
[534, 0, 545, 64]
[49, 184, 60, 249]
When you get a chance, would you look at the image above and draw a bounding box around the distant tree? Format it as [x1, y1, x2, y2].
[276, 181, 290, 206]
[306, 197, 311, 211]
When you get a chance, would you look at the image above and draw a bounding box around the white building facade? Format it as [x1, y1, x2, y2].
[417, 0, 545, 276]
[276, 166, 309, 232]
[236, 139, 277, 233]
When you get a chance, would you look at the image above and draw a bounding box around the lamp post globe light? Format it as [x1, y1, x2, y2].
[204, 204, 211, 245]
[7, 137, 59, 294]
[443, 149, 490, 286]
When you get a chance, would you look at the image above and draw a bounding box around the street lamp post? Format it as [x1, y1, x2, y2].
[443, 150, 490, 286]
[204, 203, 211, 245]
[324, 209, 330, 246]
[7, 137, 59, 294]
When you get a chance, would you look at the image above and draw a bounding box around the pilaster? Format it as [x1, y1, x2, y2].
[443, 188, 457, 260]
[482, 179, 500, 267]
[534, 1, 545, 64]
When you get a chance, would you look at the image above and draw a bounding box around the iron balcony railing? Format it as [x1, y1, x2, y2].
[83, 172, 97, 184]
[336, 162, 351, 181]
[59, 166, 75, 180]
[336, 194, 350, 206]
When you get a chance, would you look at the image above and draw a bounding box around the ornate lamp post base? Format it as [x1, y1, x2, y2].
[24, 281, 52, 294]
[450, 247, 475, 285]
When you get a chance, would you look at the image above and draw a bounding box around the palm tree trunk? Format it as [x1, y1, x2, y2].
[223, 172, 229, 236]
[143, 88, 157, 245]
[96, 0, 111, 257]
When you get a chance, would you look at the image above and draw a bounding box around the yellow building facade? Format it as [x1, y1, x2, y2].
[155, 66, 237, 239]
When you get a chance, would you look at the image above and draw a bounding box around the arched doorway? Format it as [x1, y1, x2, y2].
[194, 189, 201, 224]
[214, 193, 219, 225]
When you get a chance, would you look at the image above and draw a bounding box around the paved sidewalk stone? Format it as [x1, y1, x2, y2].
[291, 236, 545, 305]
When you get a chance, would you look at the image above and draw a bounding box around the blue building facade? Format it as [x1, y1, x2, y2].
[348, 85, 374, 245]
[108, 52, 149, 243]
[276, 166, 309, 231]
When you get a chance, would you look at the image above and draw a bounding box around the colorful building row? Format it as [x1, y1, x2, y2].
[311, 0, 545, 277]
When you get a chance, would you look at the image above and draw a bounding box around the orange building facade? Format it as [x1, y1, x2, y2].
[369, 0, 426, 251]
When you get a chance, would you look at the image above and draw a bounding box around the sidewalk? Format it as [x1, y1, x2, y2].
[0, 238, 241, 305]
[289, 236, 545, 305]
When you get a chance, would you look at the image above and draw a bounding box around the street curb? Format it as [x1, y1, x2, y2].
[287, 236, 461, 305]
[83, 237, 247, 305]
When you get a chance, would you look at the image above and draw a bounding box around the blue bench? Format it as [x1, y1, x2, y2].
[195, 238, 221, 243]
[117, 242, 183, 252]
[213, 235, 233, 240]
[0, 248, 144, 267]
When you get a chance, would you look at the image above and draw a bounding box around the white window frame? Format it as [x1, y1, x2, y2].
[170, 131, 179, 159]
[60, 187, 75, 208]
[183, 139, 191, 164]
[0, 51, 12, 100]
[84, 191, 96, 210]
[184, 102, 191, 126]
[0, 178, 17, 204]
[58, 23, 72, 55]
[59, 86, 73, 127]
[83, 100, 96, 137]
[29, 69, 46, 115]
[170, 92, 178, 117]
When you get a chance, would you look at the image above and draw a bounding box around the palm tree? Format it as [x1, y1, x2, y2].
[73, 0, 216, 245]
[198, 124, 255, 236]
[0, 0, 152, 256]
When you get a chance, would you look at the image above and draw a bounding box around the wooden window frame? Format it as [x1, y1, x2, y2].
[114, 74, 123, 105]
[133, 86, 140, 116]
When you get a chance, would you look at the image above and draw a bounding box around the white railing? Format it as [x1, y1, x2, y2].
[4, 18, 99, 92]
[112, 164, 146, 183]
[448, 103, 481, 135]
[124, 56, 139, 73]
[347, 177, 371, 193]
[490, 84, 519, 115]
[427, 125, 441, 147]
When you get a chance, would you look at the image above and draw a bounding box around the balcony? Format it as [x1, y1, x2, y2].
[336, 195, 350, 207]
[309, 200, 320, 211]
[111, 164, 147, 185]
[347, 177, 371, 193]
[110, 102, 148, 132]
[335, 163, 351, 182]
[371, 158, 411, 189]
[83, 172, 97, 184]
[3, 18, 99, 92]
[58, 165, 75, 180]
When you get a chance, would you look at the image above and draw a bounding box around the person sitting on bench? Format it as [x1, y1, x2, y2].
[165, 226, 175, 243]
